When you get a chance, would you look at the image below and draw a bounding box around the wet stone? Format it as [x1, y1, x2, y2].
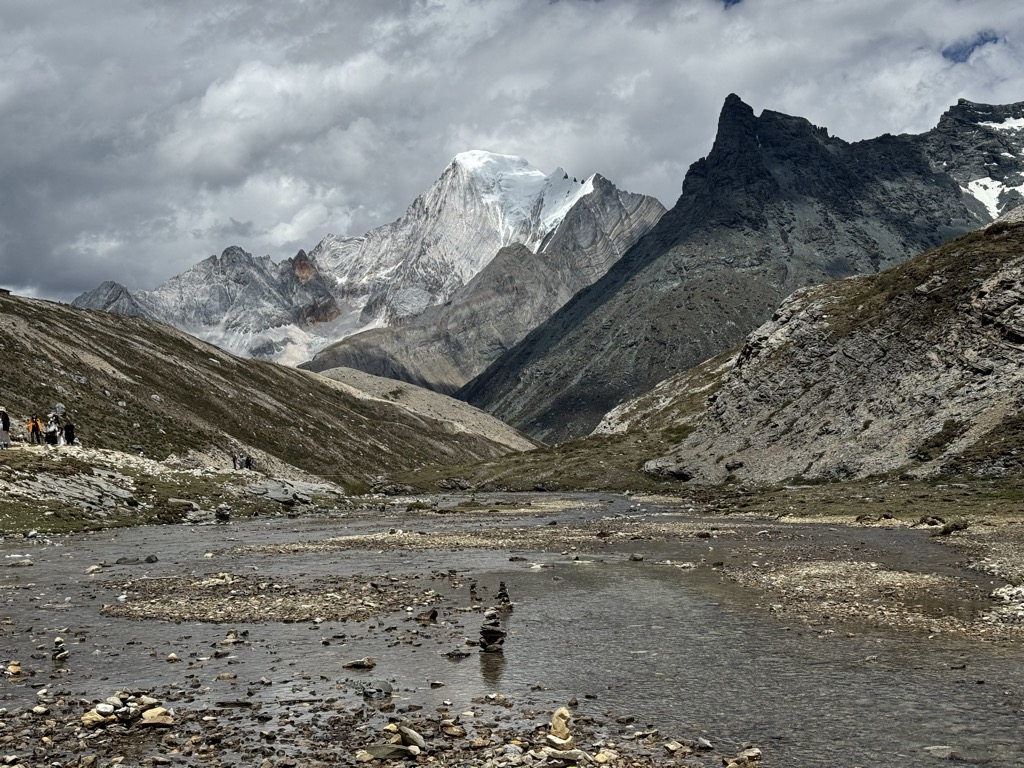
[343, 656, 376, 669]
[364, 743, 416, 759]
[399, 724, 428, 750]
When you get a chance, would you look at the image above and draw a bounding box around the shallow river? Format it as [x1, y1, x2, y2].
[2, 494, 1023, 766]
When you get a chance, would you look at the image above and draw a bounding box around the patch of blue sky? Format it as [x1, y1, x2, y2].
[942, 30, 1000, 63]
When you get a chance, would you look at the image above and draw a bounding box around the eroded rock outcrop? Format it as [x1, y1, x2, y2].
[640, 222, 1024, 483]
[462, 95, 1023, 443]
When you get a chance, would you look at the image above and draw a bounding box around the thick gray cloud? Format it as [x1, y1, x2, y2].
[3, 0, 1024, 300]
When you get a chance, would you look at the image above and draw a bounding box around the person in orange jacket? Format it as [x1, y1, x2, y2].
[26, 414, 43, 444]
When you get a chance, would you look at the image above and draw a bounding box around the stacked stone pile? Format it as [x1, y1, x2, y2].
[477, 581, 513, 652]
[496, 580, 512, 608]
[479, 608, 507, 653]
[51, 636, 68, 664]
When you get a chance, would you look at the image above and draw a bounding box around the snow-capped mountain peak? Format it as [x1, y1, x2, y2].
[306, 150, 601, 323]
[441, 150, 591, 250]
[537, 168, 595, 240]
[73, 150, 658, 365]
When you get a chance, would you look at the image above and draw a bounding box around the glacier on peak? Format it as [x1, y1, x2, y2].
[451, 149, 528, 170]
[443, 150, 594, 250]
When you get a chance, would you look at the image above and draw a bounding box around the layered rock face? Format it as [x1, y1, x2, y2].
[300, 174, 665, 392]
[74, 152, 661, 368]
[461, 95, 1018, 443]
[638, 221, 1024, 483]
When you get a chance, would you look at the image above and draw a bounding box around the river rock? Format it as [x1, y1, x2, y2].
[664, 740, 691, 754]
[81, 709, 113, 727]
[550, 706, 572, 740]
[399, 724, 427, 750]
[538, 746, 593, 764]
[359, 680, 394, 699]
[546, 734, 574, 749]
[140, 714, 175, 727]
[343, 656, 376, 669]
[364, 743, 416, 759]
[725, 746, 763, 766]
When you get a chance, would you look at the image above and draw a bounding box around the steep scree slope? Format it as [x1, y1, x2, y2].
[637, 221, 1024, 483]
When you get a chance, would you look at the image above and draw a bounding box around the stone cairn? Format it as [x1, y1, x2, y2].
[479, 582, 513, 653]
[496, 581, 512, 609]
[52, 636, 69, 664]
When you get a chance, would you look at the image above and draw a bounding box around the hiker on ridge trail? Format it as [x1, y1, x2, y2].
[26, 414, 43, 444]
[45, 413, 61, 446]
[0, 407, 9, 449]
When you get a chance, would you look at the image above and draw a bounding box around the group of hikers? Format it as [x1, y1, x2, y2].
[0, 405, 77, 449]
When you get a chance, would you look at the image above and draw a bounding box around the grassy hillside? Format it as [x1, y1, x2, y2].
[0, 294, 531, 492]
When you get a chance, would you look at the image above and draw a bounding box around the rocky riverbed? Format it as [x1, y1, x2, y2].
[3, 489, 1024, 766]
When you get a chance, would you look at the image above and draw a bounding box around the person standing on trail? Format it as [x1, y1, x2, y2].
[0, 407, 9, 448]
[44, 413, 61, 446]
[27, 414, 43, 445]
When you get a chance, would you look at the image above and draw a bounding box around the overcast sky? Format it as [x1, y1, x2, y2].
[5, 0, 1024, 301]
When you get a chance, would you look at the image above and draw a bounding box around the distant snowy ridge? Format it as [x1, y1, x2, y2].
[73, 151, 640, 365]
[979, 118, 1024, 131]
[961, 111, 1024, 218]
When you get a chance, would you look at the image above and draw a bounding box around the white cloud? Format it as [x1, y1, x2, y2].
[2, 0, 1024, 300]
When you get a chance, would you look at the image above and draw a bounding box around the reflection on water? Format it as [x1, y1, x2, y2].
[501, 561, 1024, 767]
[479, 649, 506, 689]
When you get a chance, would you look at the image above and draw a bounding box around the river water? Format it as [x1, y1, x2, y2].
[2, 496, 1022, 766]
